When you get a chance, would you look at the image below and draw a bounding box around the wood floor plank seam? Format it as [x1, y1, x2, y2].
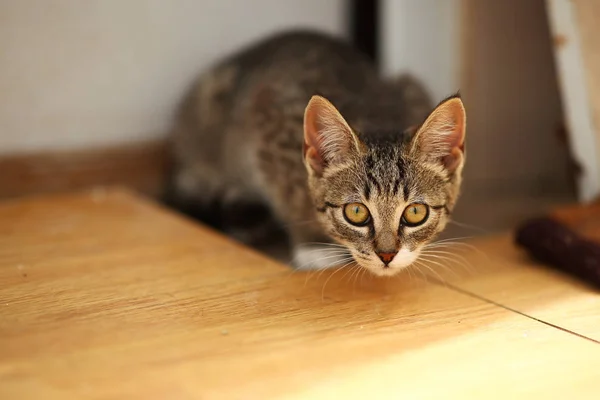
[3, 191, 600, 397]
[427, 276, 600, 345]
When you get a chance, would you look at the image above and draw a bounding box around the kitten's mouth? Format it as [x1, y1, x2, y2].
[353, 248, 421, 277]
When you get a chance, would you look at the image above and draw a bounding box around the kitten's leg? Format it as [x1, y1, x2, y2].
[220, 187, 285, 247]
[172, 163, 223, 205]
[164, 162, 225, 229]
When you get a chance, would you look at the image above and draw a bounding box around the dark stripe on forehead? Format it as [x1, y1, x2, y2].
[364, 153, 382, 193]
[396, 157, 406, 179]
[391, 178, 400, 196]
[365, 153, 375, 170]
[366, 172, 382, 194]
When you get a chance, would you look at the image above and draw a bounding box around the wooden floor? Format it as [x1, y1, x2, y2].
[1, 189, 599, 399]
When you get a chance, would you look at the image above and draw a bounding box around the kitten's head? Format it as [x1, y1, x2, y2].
[302, 94, 466, 276]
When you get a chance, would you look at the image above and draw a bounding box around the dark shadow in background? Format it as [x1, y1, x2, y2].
[349, 0, 379, 65]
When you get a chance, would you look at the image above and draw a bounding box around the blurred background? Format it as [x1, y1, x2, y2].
[1, 0, 595, 239]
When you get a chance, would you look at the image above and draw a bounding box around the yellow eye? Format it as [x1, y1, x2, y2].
[343, 203, 371, 226]
[402, 203, 429, 226]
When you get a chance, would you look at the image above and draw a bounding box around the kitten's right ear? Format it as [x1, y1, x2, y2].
[303, 95, 360, 176]
[411, 95, 466, 173]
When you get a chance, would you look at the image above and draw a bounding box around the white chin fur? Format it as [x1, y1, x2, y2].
[292, 245, 420, 277]
[389, 247, 420, 269]
[358, 248, 421, 277]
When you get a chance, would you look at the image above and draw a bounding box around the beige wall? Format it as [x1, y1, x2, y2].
[441, 0, 575, 237]
[460, 0, 571, 194]
[0, 0, 347, 155]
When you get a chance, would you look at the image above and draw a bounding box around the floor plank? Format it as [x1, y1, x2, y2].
[422, 234, 600, 342]
[1, 189, 599, 399]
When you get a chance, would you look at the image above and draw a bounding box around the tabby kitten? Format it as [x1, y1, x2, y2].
[169, 30, 466, 277]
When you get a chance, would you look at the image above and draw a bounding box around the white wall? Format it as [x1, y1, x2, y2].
[380, 0, 462, 102]
[0, 0, 347, 155]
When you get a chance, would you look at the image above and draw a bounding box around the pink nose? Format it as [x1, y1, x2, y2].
[377, 251, 397, 265]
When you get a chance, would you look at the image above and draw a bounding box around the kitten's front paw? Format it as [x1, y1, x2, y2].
[291, 245, 352, 270]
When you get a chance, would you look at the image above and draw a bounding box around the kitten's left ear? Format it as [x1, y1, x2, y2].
[303, 95, 361, 176]
[411, 95, 466, 172]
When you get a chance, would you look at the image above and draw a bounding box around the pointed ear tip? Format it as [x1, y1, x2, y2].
[306, 95, 342, 118]
[446, 96, 464, 107]
[306, 95, 330, 112]
[308, 94, 329, 104]
[306, 95, 324, 113]
[445, 97, 466, 119]
[433, 93, 465, 113]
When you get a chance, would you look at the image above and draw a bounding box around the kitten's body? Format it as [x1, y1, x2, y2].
[169, 30, 465, 276]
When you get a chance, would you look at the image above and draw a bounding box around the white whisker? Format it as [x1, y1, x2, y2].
[420, 249, 475, 274]
[413, 260, 446, 285]
[448, 220, 490, 234]
[339, 262, 360, 283]
[351, 264, 364, 288]
[417, 257, 458, 281]
[321, 260, 356, 300]
[410, 261, 429, 282]
[426, 240, 488, 261]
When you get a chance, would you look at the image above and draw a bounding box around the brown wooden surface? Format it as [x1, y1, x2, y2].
[1, 189, 599, 399]
[433, 235, 600, 341]
[0, 140, 169, 200]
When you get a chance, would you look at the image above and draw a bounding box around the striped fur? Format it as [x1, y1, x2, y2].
[168, 30, 465, 276]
